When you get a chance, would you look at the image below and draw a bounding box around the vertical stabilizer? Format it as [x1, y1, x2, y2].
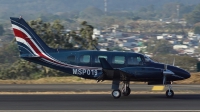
[10, 17, 50, 57]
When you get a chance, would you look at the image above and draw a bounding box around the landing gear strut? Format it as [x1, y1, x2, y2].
[121, 81, 131, 96]
[165, 84, 174, 98]
[111, 80, 131, 99]
[111, 79, 121, 99]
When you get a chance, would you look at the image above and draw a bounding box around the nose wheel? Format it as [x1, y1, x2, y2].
[166, 90, 174, 98]
[165, 84, 174, 98]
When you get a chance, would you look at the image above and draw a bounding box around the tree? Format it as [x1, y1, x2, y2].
[101, 16, 116, 27]
[79, 21, 98, 50]
[185, 4, 200, 24]
[0, 25, 4, 36]
[194, 26, 200, 34]
[28, 18, 73, 49]
[132, 16, 141, 21]
[193, 22, 200, 34]
[152, 55, 198, 72]
[79, 6, 104, 21]
[146, 39, 177, 55]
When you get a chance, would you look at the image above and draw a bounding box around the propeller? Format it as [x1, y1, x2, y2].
[173, 57, 175, 66]
[163, 64, 167, 85]
[163, 75, 166, 85]
[163, 64, 174, 85]
[164, 64, 167, 70]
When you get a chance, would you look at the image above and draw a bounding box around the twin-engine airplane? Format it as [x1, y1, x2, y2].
[10, 17, 190, 99]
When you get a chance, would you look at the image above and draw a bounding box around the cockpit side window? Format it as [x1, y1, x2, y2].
[66, 55, 76, 64]
[144, 55, 152, 62]
[127, 55, 143, 65]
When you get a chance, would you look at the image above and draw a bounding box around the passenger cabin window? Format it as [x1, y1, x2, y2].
[127, 56, 142, 65]
[80, 55, 90, 63]
[112, 56, 125, 64]
[66, 55, 76, 64]
[95, 55, 107, 63]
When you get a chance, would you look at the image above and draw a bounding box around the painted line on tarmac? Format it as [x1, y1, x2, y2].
[152, 86, 165, 90]
[1, 110, 200, 112]
[0, 91, 200, 94]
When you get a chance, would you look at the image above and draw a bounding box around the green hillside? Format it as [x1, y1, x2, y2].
[0, 0, 199, 13]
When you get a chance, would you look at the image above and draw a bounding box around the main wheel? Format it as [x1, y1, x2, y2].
[122, 87, 131, 96]
[166, 90, 174, 98]
[111, 89, 121, 99]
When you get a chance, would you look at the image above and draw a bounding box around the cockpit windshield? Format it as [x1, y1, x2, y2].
[144, 55, 156, 62]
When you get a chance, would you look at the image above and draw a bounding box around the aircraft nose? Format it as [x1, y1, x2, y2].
[169, 65, 190, 80]
[177, 68, 190, 79]
[183, 71, 190, 79]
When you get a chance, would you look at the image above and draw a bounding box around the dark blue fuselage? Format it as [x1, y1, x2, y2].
[23, 50, 190, 82]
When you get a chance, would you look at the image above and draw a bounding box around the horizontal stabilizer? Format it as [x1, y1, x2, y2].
[99, 58, 113, 70]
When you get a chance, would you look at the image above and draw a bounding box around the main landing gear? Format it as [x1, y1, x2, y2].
[121, 81, 131, 96]
[111, 89, 121, 98]
[165, 84, 174, 98]
[111, 81, 131, 99]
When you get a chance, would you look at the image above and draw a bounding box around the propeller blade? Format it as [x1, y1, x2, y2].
[163, 75, 166, 85]
[164, 64, 167, 70]
[173, 58, 175, 66]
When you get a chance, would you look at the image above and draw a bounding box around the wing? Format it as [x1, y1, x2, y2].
[97, 58, 131, 82]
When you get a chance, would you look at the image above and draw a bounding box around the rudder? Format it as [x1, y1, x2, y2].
[10, 17, 51, 57]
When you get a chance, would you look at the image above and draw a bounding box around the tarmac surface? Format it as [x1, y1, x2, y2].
[0, 94, 200, 110]
[0, 84, 199, 111]
[0, 84, 199, 92]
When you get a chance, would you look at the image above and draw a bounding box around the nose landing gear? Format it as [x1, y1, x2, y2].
[165, 84, 174, 98]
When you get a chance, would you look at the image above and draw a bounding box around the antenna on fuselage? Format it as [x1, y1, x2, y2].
[93, 44, 99, 51]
